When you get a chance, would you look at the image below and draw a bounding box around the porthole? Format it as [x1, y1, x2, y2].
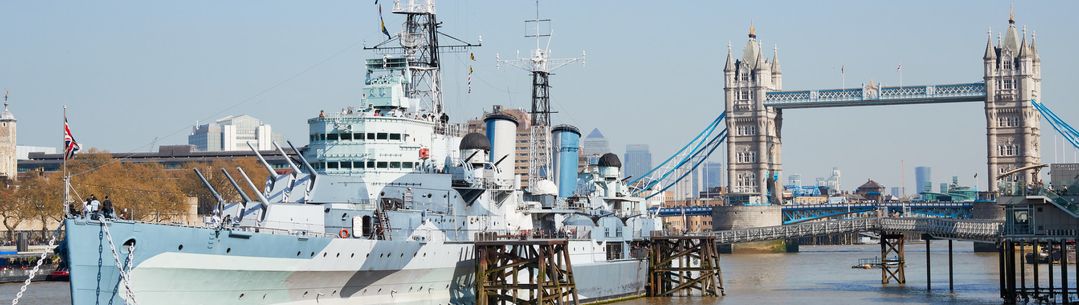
[310, 252, 315, 257]
[323, 252, 327, 257]
[303, 291, 309, 297]
[351, 253, 355, 258]
[297, 251, 302, 256]
[336, 253, 340, 257]
[238, 293, 245, 300]
[178, 244, 184, 251]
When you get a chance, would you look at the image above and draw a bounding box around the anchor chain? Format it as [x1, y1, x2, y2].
[10, 222, 65, 305]
[101, 219, 139, 305]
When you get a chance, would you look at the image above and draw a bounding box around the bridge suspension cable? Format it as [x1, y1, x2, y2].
[627, 113, 726, 196]
[625, 112, 725, 189]
[642, 128, 728, 200]
[1031, 99, 1079, 150]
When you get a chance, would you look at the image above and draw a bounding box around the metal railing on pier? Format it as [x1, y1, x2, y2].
[666, 217, 1004, 245]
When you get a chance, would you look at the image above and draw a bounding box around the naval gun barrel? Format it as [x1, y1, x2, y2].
[287, 141, 317, 177]
[220, 169, 252, 204]
[193, 168, 225, 207]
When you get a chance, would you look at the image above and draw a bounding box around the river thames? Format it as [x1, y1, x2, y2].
[1, 241, 1058, 304]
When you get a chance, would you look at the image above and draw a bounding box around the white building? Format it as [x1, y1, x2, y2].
[0, 101, 15, 180]
[16, 146, 56, 160]
[188, 115, 280, 152]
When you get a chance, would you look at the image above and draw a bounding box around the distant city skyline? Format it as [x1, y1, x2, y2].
[623, 144, 652, 181]
[3, 1, 1078, 193]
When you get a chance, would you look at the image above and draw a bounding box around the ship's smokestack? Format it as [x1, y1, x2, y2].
[551, 124, 581, 197]
[484, 112, 519, 184]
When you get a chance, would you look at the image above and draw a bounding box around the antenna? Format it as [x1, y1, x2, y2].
[495, 0, 585, 190]
[364, 0, 480, 120]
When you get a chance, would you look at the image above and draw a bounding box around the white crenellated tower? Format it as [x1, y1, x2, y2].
[724, 24, 783, 204]
[0, 93, 16, 181]
[983, 12, 1042, 191]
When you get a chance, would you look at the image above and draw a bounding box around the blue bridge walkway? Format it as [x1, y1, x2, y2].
[764, 82, 986, 109]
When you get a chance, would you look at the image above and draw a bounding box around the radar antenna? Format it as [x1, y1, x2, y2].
[364, 0, 480, 128]
[496, 0, 585, 190]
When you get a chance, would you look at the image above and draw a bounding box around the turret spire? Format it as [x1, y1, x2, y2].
[724, 41, 735, 72]
[771, 45, 781, 73]
[1009, 2, 1015, 24]
[1018, 26, 1032, 59]
[984, 28, 996, 60]
[1031, 31, 1040, 62]
[748, 22, 756, 39]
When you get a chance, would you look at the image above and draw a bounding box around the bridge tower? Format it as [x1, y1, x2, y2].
[983, 12, 1042, 191]
[724, 24, 783, 204]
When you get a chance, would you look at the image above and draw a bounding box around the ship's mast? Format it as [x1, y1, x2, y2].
[365, 0, 479, 130]
[497, 0, 585, 190]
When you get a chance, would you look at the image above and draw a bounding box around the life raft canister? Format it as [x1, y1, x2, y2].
[339, 228, 350, 238]
[419, 147, 430, 159]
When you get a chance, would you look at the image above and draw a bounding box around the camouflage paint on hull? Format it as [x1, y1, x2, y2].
[66, 219, 647, 305]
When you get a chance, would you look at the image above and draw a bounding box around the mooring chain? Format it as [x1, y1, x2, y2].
[100, 220, 140, 305]
[10, 222, 65, 305]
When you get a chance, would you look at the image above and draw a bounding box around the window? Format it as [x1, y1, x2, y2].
[327, 134, 339, 140]
[310, 134, 317, 142]
[367, 133, 375, 140]
[402, 162, 413, 168]
[389, 133, 401, 140]
[376, 162, 388, 169]
[356, 161, 365, 169]
[1002, 78, 1014, 90]
[389, 162, 401, 168]
[739, 89, 751, 100]
[354, 133, 364, 140]
[376, 133, 388, 140]
[341, 161, 352, 169]
[319, 134, 327, 141]
[341, 133, 352, 140]
[327, 162, 339, 169]
[1004, 60, 1012, 70]
[366, 161, 375, 168]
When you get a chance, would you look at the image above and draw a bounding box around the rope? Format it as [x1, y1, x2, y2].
[10, 222, 65, 305]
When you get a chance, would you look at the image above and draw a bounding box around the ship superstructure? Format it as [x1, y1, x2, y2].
[61, 1, 662, 305]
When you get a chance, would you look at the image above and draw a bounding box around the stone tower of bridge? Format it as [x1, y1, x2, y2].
[983, 13, 1042, 191]
[724, 25, 783, 204]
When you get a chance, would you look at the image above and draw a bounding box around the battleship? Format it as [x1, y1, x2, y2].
[60, 1, 662, 304]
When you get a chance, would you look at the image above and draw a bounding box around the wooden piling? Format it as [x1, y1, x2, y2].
[647, 235, 724, 297]
[474, 238, 579, 305]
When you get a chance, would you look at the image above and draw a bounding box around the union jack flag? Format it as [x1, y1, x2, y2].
[64, 115, 81, 160]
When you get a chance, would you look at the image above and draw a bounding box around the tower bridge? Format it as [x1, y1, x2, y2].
[724, 15, 1041, 204]
[631, 11, 1079, 304]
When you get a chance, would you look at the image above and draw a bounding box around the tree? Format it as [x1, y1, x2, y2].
[0, 183, 25, 241]
[17, 173, 63, 237]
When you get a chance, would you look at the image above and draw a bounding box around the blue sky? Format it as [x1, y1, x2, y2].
[2, 1, 1077, 193]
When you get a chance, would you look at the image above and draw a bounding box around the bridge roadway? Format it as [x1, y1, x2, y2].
[657, 217, 1003, 245]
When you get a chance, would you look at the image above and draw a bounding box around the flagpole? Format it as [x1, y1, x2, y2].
[841, 65, 846, 89]
[63, 106, 70, 218]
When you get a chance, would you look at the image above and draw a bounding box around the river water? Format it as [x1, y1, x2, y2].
[1, 241, 1061, 305]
